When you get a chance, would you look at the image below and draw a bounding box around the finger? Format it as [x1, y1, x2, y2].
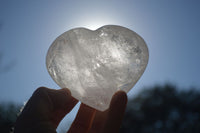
[46, 88, 78, 127]
[48, 88, 78, 113]
[18, 87, 78, 128]
[68, 103, 96, 133]
[15, 87, 78, 133]
[103, 91, 127, 133]
[89, 91, 127, 133]
[88, 109, 109, 133]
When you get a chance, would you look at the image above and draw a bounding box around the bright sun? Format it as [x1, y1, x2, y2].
[74, 16, 121, 30]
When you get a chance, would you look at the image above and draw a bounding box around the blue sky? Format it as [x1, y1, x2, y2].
[0, 0, 200, 105]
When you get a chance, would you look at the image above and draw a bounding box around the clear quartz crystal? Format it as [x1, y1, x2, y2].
[46, 25, 149, 111]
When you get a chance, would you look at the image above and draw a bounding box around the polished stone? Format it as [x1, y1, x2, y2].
[46, 25, 149, 111]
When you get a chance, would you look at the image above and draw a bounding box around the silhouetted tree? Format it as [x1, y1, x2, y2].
[121, 84, 200, 133]
[0, 103, 21, 133]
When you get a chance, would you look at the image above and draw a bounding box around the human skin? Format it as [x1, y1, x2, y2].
[14, 87, 127, 133]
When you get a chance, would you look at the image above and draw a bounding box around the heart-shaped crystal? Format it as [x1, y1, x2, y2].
[46, 25, 148, 111]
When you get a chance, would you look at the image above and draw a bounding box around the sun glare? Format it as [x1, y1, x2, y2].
[82, 21, 111, 30]
[74, 17, 121, 30]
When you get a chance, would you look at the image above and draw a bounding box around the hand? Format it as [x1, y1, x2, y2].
[14, 87, 127, 133]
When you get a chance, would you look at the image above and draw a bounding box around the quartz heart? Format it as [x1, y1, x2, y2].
[46, 25, 148, 111]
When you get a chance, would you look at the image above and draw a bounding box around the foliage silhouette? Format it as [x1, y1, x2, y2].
[0, 102, 21, 133]
[121, 84, 200, 133]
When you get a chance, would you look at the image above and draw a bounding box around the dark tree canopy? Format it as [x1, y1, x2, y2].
[0, 103, 21, 133]
[121, 84, 200, 133]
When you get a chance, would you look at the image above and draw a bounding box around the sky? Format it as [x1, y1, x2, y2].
[0, 0, 200, 131]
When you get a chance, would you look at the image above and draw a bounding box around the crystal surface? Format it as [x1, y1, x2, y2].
[46, 25, 149, 111]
